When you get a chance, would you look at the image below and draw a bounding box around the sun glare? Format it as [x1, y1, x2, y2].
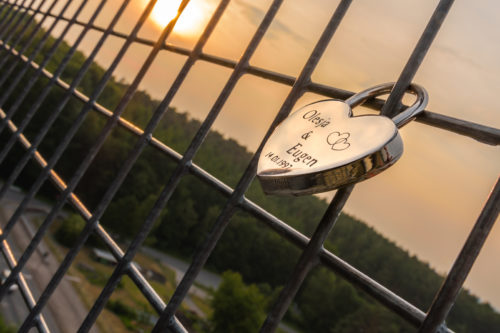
[150, 0, 205, 36]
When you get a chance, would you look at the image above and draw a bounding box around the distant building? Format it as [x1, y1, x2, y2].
[90, 249, 166, 284]
[91, 248, 117, 265]
[143, 269, 167, 284]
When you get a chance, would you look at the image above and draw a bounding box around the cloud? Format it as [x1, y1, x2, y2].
[434, 44, 486, 73]
[234, 0, 307, 43]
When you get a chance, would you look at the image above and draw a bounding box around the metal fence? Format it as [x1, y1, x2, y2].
[0, 0, 498, 332]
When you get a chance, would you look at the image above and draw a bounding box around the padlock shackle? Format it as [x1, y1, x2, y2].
[345, 82, 428, 128]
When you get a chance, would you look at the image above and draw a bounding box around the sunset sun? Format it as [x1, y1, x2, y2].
[150, 0, 205, 36]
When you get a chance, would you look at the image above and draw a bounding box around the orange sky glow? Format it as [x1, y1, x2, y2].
[49, 0, 500, 311]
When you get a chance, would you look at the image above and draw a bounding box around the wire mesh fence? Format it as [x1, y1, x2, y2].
[0, 0, 498, 332]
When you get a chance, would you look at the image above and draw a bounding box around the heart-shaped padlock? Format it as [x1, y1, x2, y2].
[257, 83, 428, 196]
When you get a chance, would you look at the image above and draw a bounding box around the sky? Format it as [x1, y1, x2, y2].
[42, 0, 500, 310]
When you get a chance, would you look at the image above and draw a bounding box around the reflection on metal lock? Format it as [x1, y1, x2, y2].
[257, 82, 428, 196]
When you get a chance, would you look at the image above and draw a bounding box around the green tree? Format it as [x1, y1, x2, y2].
[298, 268, 363, 332]
[210, 271, 267, 333]
[332, 303, 411, 333]
[54, 213, 102, 248]
[54, 213, 86, 247]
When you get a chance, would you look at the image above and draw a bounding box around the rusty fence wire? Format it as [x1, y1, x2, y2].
[0, 0, 498, 332]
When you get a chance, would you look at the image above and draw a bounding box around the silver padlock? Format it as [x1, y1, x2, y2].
[257, 82, 428, 196]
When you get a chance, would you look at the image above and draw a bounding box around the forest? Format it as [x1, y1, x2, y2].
[0, 4, 499, 332]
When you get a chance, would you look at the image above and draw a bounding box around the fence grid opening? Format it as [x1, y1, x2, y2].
[0, 0, 499, 332]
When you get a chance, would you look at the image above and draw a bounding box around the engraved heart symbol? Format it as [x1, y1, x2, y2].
[257, 99, 403, 195]
[327, 131, 350, 151]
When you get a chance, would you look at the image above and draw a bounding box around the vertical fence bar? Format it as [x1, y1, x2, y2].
[0, 0, 498, 331]
[0, 0, 56, 73]
[380, 0, 454, 118]
[261, 185, 354, 332]
[0, 0, 131, 204]
[0, 0, 106, 167]
[0, 0, 151, 245]
[76, 1, 230, 329]
[0, 0, 27, 36]
[0, 1, 135, 302]
[0, 0, 107, 299]
[0, 0, 15, 25]
[0, 0, 34, 42]
[254, 2, 353, 331]
[153, 0, 353, 331]
[14, 0, 184, 329]
[0, 0, 89, 140]
[0, 106, 188, 332]
[92, 0, 280, 328]
[419, 177, 500, 332]
[0, 0, 72, 112]
[0, 232, 50, 333]
[129, 0, 286, 330]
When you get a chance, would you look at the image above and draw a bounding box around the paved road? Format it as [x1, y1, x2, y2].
[140, 246, 222, 318]
[140, 246, 221, 290]
[0, 187, 99, 332]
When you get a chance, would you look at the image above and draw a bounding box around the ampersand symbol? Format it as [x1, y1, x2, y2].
[327, 131, 350, 151]
[301, 131, 313, 140]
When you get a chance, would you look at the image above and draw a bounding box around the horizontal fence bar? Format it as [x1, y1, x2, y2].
[0, 1, 497, 332]
[258, 1, 355, 330]
[3, 4, 499, 146]
[0, 30, 487, 331]
[0, 83, 455, 332]
[0, 108, 187, 333]
[1, 33, 493, 329]
[76, 0, 229, 330]
[0, 52, 453, 331]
